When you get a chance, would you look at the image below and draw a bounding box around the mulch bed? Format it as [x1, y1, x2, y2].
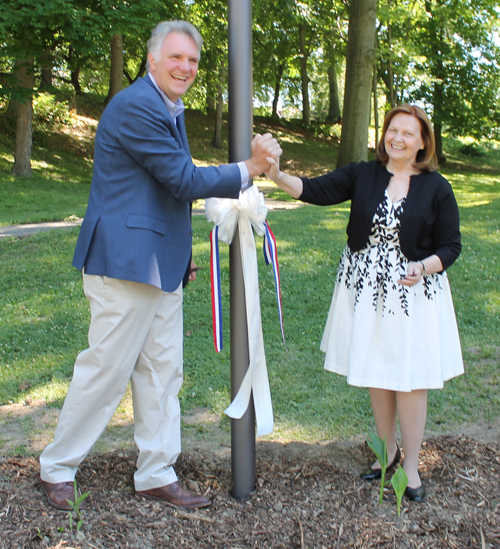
[1, 435, 499, 548]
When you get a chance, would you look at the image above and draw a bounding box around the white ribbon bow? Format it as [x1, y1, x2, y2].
[205, 185, 273, 436]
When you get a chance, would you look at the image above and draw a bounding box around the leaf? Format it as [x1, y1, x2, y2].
[391, 466, 409, 516]
[366, 433, 388, 469]
[366, 433, 388, 504]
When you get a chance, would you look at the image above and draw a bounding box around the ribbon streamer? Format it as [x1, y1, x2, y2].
[263, 221, 286, 349]
[206, 185, 282, 436]
[210, 226, 223, 353]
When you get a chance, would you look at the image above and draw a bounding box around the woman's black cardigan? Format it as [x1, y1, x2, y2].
[299, 161, 461, 271]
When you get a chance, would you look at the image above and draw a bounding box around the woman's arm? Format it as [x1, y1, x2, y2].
[398, 255, 444, 287]
[265, 157, 303, 199]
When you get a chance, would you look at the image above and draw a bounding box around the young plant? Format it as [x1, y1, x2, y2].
[66, 481, 90, 533]
[391, 465, 409, 516]
[366, 433, 389, 504]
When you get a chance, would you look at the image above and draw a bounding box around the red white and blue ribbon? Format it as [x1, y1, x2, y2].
[263, 221, 286, 348]
[209, 220, 286, 353]
[205, 185, 278, 436]
[210, 225, 223, 353]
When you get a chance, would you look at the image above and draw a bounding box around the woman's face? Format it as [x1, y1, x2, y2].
[384, 113, 424, 165]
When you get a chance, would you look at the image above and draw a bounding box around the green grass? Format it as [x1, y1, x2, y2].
[1, 178, 499, 440]
[0, 133, 92, 226]
[1, 103, 499, 442]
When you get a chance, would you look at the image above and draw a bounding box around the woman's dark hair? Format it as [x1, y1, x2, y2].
[376, 104, 438, 172]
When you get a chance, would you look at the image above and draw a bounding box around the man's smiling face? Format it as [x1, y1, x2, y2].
[148, 32, 199, 102]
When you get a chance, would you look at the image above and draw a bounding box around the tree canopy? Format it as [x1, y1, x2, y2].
[1, 0, 499, 174]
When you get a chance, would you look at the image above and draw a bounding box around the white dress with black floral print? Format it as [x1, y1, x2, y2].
[320, 191, 464, 391]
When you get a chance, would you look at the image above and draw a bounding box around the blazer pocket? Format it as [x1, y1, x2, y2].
[126, 215, 167, 235]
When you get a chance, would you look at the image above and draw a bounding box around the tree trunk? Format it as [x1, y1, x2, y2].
[433, 82, 446, 163]
[298, 22, 310, 127]
[373, 31, 379, 145]
[106, 33, 124, 103]
[124, 54, 147, 84]
[387, 24, 396, 108]
[71, 66, 82, 95]
[212, 84, 224, 148]
[337, 0, 377, 168]
[206, 55, 217, 116]
[11, 58, 34, 178]
[272, 63, 285, 118]
[325, 59, 341, 124]
[40, 48, 53, 88]
[373, 57, 379, 147]
[425, 0, 445, 163]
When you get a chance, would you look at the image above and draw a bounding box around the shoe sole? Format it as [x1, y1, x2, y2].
[136, 491, 212, 510]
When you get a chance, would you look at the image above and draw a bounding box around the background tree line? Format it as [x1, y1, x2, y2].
[1, 0, 499, 177]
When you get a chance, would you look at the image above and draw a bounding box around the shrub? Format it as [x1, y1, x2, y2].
[33, 93, 73, 128]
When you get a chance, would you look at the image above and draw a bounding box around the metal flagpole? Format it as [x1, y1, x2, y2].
[227, 0, 256, 501]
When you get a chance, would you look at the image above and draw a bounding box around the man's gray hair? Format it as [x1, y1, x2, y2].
[147, 21, 203, 69]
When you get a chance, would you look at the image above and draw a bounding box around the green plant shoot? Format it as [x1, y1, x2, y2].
[391, 466, 409, 516]
[66, 481, 90, 532]
[367, 433, 388, 504]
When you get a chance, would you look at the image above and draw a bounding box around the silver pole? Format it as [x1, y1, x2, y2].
[228, 0, 256, 501]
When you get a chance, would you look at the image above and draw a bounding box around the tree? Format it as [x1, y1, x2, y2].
[315, 0, 349, 124]
[376, 0, 500, 158]
[0, 0, 79, 176]
[188, 0, 229, 146]
[106, 33, 124, 103]
[253, 0, 295, 118]
[337, 0, 377, 167]
[10, 58, 34, 177]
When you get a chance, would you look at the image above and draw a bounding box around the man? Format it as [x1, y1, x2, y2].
[39, 20, 281, 511]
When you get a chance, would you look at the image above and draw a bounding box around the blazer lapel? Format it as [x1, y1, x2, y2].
[176, 112, 191, 156]
[143, 76, 187, 152]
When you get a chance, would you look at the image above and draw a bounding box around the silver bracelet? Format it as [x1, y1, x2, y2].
[420, 261, 426, 273]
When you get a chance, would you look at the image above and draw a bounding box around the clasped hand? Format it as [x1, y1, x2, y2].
[248, 133, 282, 177]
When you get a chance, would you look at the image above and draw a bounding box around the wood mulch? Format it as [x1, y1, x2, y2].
[1, 435, 499, 548]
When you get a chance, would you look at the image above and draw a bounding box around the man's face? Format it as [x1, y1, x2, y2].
[148, 32, 199, 102]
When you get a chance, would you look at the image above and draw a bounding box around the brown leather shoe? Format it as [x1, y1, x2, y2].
[136, 481, 211, 509]
[40, 479, 88, 511]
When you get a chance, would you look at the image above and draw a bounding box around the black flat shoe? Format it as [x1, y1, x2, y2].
[360, 447, 401, 481]
[404, 483, 425, 502]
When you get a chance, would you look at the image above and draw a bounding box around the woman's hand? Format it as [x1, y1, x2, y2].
[265, 156, 303, 199]
[398, 262, 424, 286]
[265, 155, 281, 182]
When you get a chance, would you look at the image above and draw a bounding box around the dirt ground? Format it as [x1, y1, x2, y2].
[1, 400, 500, 549]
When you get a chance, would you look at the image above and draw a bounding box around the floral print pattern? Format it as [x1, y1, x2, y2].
[336, 192, 441, 317]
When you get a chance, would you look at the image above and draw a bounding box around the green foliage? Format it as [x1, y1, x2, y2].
[377, 0, 500, 139]
[366, 433, 388, 504]
[33, 93, 73, 128]
[458, 143, 487, 158]
[66, 481, 90, 533]
[391, 466, 409, 516]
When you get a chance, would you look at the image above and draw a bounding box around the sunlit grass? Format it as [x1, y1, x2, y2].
[1, 175, 498, 442]
[1, 106, 499, 442]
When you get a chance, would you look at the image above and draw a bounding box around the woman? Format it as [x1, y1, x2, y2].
[266, 105, 464, 501]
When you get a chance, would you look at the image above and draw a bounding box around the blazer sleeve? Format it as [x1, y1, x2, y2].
[114, 95, 240, 202]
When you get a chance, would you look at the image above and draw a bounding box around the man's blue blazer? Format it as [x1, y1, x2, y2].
[73, 77, 241, 292]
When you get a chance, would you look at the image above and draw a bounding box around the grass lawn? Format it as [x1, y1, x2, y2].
[0, 105, 499, 442]
[0, 177, 499, 441]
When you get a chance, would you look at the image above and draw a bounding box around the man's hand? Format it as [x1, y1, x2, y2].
[245, 133, 282, 179]
[189, 260, 201, 282]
